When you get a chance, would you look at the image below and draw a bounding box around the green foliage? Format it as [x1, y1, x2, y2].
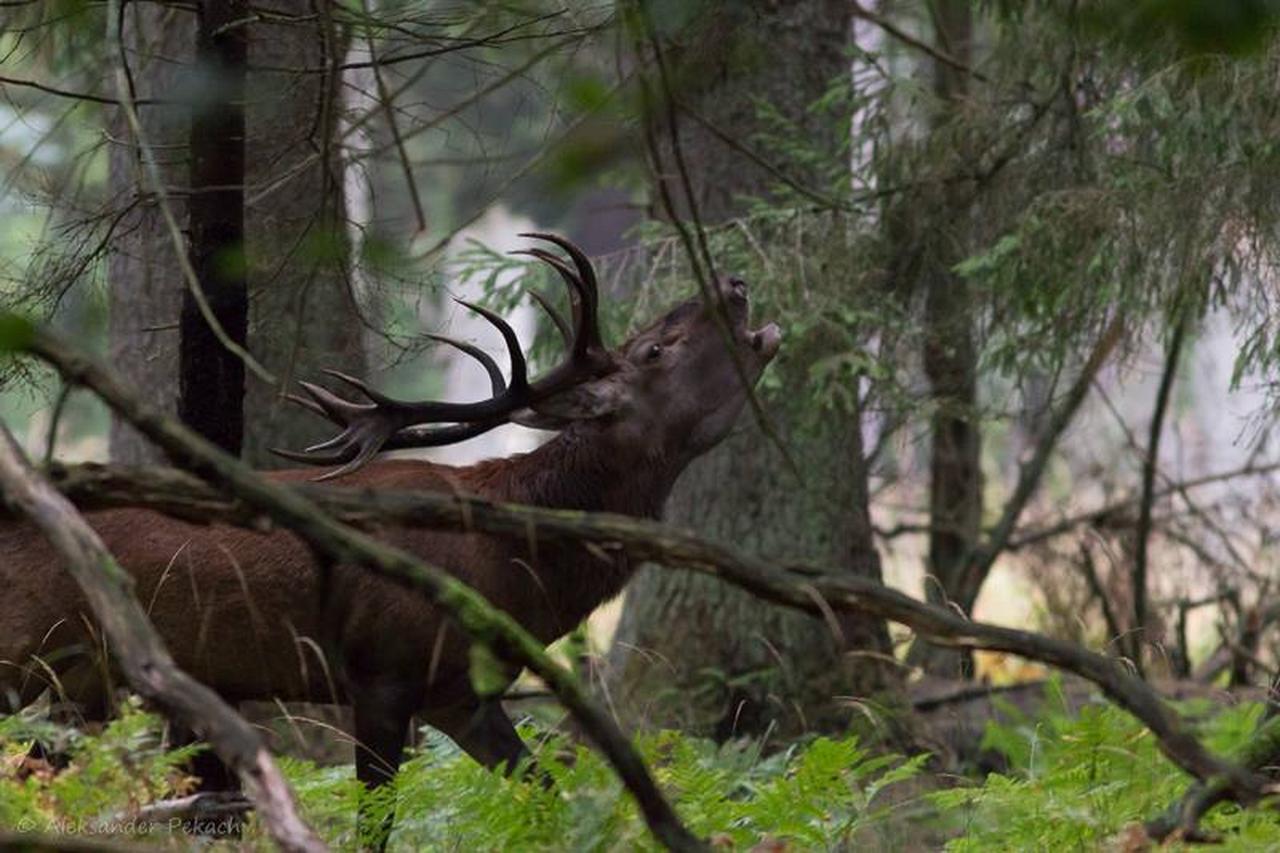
[286, 723, 928, 851]
[933, 696, 1280, 851]
[0, 704, 926, 850]
[13, 696, 1280, 850]
[0, 313, 34, 353]
[0, 698, 200, 837]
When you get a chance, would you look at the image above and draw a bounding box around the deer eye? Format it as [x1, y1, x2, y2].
[645, 343, 663, 361]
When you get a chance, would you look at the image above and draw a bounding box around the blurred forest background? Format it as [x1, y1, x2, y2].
[8, 0, 1280, 849]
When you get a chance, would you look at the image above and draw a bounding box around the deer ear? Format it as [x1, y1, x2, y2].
[529, 378, 627, 421]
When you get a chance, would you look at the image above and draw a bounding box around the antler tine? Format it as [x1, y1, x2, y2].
[527, 289, 573, 348]
[453, 297, 528, 392]
[297, 380, 371, 425]
[423, 332, 506, 395]
[270, 444, 356, 466]
[321, 369, 396, 408]
[512, 246, 596, 358]
[280, 233, 614, 477]
[510, 248, 582, 308]
[519, 232, 602, 351]
[313, 441, 383, 482]
[303, 427, 359, 455]
[285, 391, 326, 418]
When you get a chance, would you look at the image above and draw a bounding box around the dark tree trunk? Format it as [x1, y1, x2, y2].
[180, 0, 249, 455]
[910, 0, 982, 679]
[607, 0, 900, 740]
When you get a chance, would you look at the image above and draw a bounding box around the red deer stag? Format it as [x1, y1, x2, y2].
[0, 234, 781, 837]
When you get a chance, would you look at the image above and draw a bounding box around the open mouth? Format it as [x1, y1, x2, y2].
[749, 323, 782, 359]
[726, 276, 781, 360]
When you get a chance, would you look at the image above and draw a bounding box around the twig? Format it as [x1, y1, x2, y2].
[359, 0, 426, 234]
[1078, 540, 1125, 648]
[674, 99, 851, 212]
[1007, 460, 1280, 551]
[0, 429, 324, 852]
[43, 383, 71, 464]
[0, 73, 167, 106]
[110, 791, 252, 828]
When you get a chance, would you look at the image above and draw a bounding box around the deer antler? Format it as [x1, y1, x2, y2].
[273, 233, 613, 480]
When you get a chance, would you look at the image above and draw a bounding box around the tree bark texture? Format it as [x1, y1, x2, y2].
[608, 0, 898, 739]
[240, 1, 365, 466]
[107, 5, 192, 465]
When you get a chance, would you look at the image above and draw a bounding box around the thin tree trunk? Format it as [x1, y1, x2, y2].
[912, 0, 981, 679]
[1132, 314, 1187, 671]
[607, 0, 899, 740]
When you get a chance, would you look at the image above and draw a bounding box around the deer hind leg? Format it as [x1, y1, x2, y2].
[425, 696, 535, 778]
[11, 646, 111, 770]
[164, 719, 247, 838]
[351, 678, 420, 852]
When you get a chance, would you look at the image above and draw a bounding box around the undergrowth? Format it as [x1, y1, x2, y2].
[2, 690, 1279, 850]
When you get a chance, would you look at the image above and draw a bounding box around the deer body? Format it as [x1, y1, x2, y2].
[0, 235, 781, 845]
[1, 440, 653, 704]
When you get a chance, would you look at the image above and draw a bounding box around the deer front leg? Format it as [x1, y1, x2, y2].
[351, 679, 419, 852]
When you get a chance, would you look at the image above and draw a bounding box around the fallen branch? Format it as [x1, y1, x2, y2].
[19, 460, 1266, 797]
[11, 322, 701, 853]
[0, 428, 325, 853]
[112, 792, 252, 830]
[1146, 712, 1280, 842]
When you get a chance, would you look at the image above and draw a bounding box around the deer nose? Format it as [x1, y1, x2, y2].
[728, 277, 748, 301]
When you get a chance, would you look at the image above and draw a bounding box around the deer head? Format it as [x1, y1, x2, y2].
[276, 233, 781, 478]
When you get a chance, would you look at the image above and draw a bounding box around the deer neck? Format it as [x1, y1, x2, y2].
[458, 426, 677, 639]
[490, 425, 677, 519]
